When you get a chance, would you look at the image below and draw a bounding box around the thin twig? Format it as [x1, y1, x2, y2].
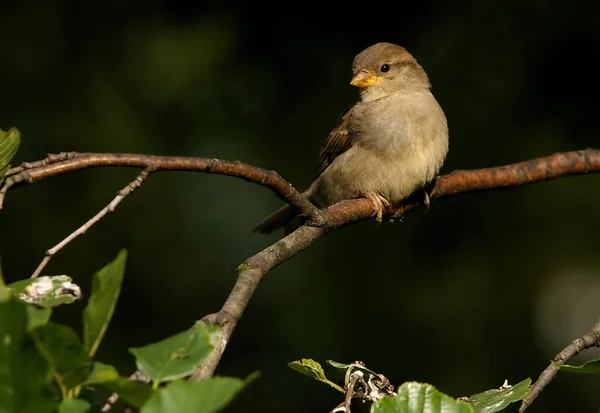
[344, 374, 359, 413]
[30, 170, 151, 278]
[327, 372, 362, 413]
[6, 152, 78, 177]
[519, 318, 600, 412]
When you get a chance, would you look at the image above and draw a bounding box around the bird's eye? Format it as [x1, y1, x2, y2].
[380, 64, 390, 73]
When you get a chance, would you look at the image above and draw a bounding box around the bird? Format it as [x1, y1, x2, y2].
[254, 42, 449, 234]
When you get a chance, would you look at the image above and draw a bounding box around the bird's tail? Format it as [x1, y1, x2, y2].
[254, 184, 320, 234]
[253, 204, 299, 234]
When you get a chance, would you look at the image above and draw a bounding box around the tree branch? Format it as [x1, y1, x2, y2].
[0, 152, 323, 224]
[3, 148, 599, 409]
[519, 318, 600, 412]
[191, 149, 600, 380]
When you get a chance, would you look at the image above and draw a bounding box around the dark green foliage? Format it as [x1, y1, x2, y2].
[0, 251, 246, 412]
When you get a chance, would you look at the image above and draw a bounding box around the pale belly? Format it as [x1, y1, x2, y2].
[311, 143, 442, 207]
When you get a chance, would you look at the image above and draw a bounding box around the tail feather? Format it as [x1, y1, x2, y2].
[254, 184, 319, 235]
[253, 204, 299, 234]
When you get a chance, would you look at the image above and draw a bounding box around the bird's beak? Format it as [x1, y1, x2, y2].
[350, 69, 382, 88]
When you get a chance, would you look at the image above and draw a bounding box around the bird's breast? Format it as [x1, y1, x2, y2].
[312, 90, 448, 206]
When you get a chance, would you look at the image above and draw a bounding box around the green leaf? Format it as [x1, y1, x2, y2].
[9, 275, 82, 307]
[82, 362, 153, 408]
[325, 359, 381, 383]
[140, 373, 257, 413]
[83, 249, 127, 357]
[129, 324, 220, 384]
[103, 377, 154, 409]
[0, 289, 28, 411]
[326, 359, 379, 375]
[25, 306, 52, 332]
[0, 286, 56, 413]
[0, 128, 20, 183]
[371, 395, 408, 413]
[552, 359, 600, 373]
[58, 399, 91, 413]
[288, 359, 344, 393]
[468, 379, 531, 412]
[14, 337, 57, 413]
[82, 362, 120, 384]
[30, 323, 92, 393]
[372, 382, 474, 413]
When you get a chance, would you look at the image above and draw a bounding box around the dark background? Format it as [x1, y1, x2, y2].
[1, 1, 600, 411]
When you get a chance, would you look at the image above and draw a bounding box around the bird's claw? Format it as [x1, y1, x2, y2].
[363, 191, 390, 223]
[423, 190, 431, 212]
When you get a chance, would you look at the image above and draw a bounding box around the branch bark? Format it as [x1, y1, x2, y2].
[3, 148, 600, 410]
[519, 318, 600, 412]
[0, 152, 323, 223]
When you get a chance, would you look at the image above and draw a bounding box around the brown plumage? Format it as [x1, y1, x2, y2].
[254, 42, 449, 234]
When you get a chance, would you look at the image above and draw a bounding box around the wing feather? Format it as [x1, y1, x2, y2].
[314, 108, 353, 178]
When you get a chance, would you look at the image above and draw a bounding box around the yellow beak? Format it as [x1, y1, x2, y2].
[350, 70, 383, 88]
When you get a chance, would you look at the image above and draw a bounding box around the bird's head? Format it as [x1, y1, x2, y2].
[350, 42, 430, 101]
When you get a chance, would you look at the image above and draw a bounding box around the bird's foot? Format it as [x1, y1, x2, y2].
[362, 191, 390, 223]
[390, 205, 406, 220]
[422, 178, 437, 213]
[423, 190, 431, 213]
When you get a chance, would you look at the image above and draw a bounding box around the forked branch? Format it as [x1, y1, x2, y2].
[190, 149, 600, 380]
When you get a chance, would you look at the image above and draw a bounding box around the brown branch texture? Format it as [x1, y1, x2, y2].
[519, 318, 600, 412]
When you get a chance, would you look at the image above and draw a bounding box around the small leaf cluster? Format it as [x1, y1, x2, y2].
[289, 359, 531, 413]
[0, 250, 253, 413]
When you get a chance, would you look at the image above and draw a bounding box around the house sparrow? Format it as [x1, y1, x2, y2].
[254, 42, 449, 234]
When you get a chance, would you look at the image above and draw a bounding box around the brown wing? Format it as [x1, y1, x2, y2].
[314, 107, 353, 179]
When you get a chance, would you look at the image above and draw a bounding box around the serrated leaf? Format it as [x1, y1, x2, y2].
[9, 276, 82, 307]
[30, 323, 92, 392]
[25, 306, 52, 332]
[0, 288, 56, 413]
[0, 128, 20, 183]
[140, 373, 257, 413]
[372, 382, 474, 413]
[83, 249, 127, 357]
[58, 399, 91, 413]
[468, 379, 530, 412]
[81, 362, 153, 408]
[552, 359, 600, 373]
[288, 359, 344, 393]
[129, 324, 219, 384]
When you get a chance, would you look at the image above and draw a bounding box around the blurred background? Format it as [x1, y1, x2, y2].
[1, 0, 600, 411]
